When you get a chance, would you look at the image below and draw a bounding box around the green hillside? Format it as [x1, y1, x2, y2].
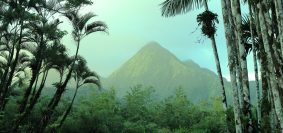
[103, 42, 230, 102]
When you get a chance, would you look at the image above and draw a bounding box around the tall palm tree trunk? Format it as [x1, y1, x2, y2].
[268, 81, 280, 132]
[0, 36, 16, 93]
[231, 0, 253, 132]
[19, 36, 45, 113]
[29, 70, 49, 109]
[263, 2, 283, 91]
[12, 69, 49, 132]
[203, 1, 229, 130]
[57, 81, 80, 129]
[257, 2, 283, 131]
[275, 0, 283, 57]
[221, 0, 243, 132]
[236, 43, 244, 109]
[204, 0, 227, 113]
[0, 22, 19, 95]
[0, 20, 24, 110]
[211, 36, 228, 110]
[258, 44, 271, 132]
[253, 6, 272, 132]
[248, 2, 261, 131]
[229, 2, 244, 109]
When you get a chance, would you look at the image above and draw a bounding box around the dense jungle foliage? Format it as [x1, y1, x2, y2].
[2, 86, 235, 133]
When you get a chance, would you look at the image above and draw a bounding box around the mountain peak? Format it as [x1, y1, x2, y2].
[137, 41, 178, 60]
[144, 41, 162, 47]
[140, 41, 166, 53]
[104, 42, 225, 102]
[107, 41, 187, 82]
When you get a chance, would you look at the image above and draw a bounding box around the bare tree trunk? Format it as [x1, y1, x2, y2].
[221, 0, 243, 132]
[211, 35, 230, 133]
[210, 36, 228, 111]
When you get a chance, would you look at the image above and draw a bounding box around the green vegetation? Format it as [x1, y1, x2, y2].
[0, 0, 106, 132]
[0, 85, 233, 133]
[61, 86, 231, 133]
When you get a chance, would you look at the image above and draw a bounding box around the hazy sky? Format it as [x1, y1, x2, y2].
[60, 0, 255, 80]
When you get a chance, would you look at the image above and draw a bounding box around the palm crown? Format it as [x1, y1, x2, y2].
[161, 0, 206, 17]
[65, 10, 108, 42]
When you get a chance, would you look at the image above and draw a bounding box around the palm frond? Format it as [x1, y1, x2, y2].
[44, 42, 71, 72]
[161, 0, 205, 17]
[65, 11, 80, 31]
[242, 15, 251, 43]
[78, 12, 96, 31]
[85, 21, 108, 35]
[196, 10, 218, 38]
[241, 14, 259, 54]
[82, 71, 98, 80]
[83, 78, 101, 88]
[85, 21, 107, 32]
[242, 15, 250, 32]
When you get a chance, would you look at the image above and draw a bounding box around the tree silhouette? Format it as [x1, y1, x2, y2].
[52, 56, 100, 131]
[36, 8, 107, 133]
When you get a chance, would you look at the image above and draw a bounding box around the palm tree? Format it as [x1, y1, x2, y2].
[0, 0, 49, 110]
[0, 24, 24, 110]
[0, 1, 29, 110]
[250, 3, 273, 132]
[11, 41, 71, 132]
[0, 0, 108, 132]
[47, 9, 107, 109]
[257, 1, 283, 131]
[36, 10, 107, 133]
[242, 11, 262, 130]
[18, 17, 63, 114]
[230, 0, 254, 132]
[0, 48, 34, 90]
[220, 0, 243, 132]
[45, 10, 107, 109]
[160, 0, 229, 129]
[53, 56, 101, 131]
[0, 45, 35, 111]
